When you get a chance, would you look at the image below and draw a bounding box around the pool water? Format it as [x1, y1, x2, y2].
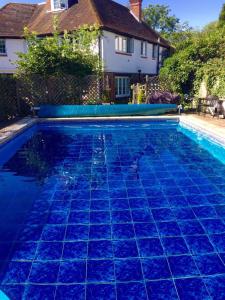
[0, 120, 225, 300]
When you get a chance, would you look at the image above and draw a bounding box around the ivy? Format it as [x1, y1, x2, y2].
[160, 13, 225, 98]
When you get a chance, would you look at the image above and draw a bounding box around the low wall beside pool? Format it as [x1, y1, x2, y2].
[38, 104, 177, 118]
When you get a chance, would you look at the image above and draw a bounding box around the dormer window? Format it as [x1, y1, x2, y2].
[52, 0, 68, 10]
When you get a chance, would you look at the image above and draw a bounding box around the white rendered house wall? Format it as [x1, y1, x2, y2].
[101, 30, 158, 74]
[0, 39, 27, 74]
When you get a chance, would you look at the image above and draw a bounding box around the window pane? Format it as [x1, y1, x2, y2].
[122, 38, 127, 52]
[0, 39, 6, 54]
[115, 37, 119, 51]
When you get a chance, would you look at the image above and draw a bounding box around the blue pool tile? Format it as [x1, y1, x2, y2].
[162, 237, 189, 255]
[137, 238, 164, 257]
[11, 242, 37, 260]
[89, 224, 111, 239]
[110, 198, 129, 210]
[113, 240, 138, 258]
[41, 224, 66, 241]
[0, 285, 25, 300]
[112, 224, 135, 239]
[18, 225, 42, 241]
[186, 194, 209, 206]
[206, 193, 225, 205]
[215, 205, 225, 218]
[192, 205, 217, 218]
[115, 259, 143, 281]
[110, 189, 127, 199]
[204, 275, 225, 300]
[112, 210, 132, 223]
[168, 255, 199, 277]
[56, 284, 85, 300]
[157, 221, 181, 237]
[63, 241, 87, 259]
[88, 240, 113, 258]
[47, 210, 68, 224]
[90, 211, 111, 224]
[51, 200, 71, 211]
[127, 188, 145, 198]
[172, 207, 195, 220]
[148, 196, 170, 208]
[131, 209, 153, 223]
[71, 200, 90, 211]
[87, 259, 115, 282]
[134, 222, 158, 238]
[58, 260, 86, 283]
[152, 208, 175, 222]
[142, 257, 171, 280]
[86, 284, 116, 300]
[175, 277, 211, 300]
[210, 233, 225, 251]
[129, 197, 149, 209]
[24, 285, 56, 300]
[116, 282, 148, 300]
[178, 220, 205, 235]
[69, 211, 90, 224]
[167, 195, 188, 208]
[2, 262, 31, 284]
[146, 280, 179, 300]
[36, 241, 63, 260]
[194, 254, 225, 275]
[29, 261, 59, 283]
[91, 189, 109, 199]
[91, 200, 110, 211]
[72, 190, 90, 199]
[185, 235, 215, 254]
[201, 218, 225, 234]
[66, 225, 89, 240]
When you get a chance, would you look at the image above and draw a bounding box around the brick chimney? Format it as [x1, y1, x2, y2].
[45, 0, 51, 11]
[129, 0, 142, 22]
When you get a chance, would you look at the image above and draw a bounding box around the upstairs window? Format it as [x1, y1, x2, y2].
[115, 36, 134, 54]
[52, 0, 68, 10]
[0, 39, 6, 55]
[152, 44, 158, 59]
[115, 77, 130, 98]
[141, 41, 147, 57]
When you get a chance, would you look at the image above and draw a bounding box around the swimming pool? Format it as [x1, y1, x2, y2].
[0, 119, 225, 299]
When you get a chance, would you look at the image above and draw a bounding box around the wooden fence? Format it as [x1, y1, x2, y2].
[0, 74, 105, 121]
[132, 76, 167, 103]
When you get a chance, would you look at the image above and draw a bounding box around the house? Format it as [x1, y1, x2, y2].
[0, 0, 171, 101]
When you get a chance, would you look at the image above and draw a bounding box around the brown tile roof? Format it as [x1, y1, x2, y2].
[0, 3, 37, 38]
[0, 0, 170, 47]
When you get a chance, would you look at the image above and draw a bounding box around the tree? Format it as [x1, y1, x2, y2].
[143, 4, 188, 33]
[143, 4, 192, 46]
[16, 19, 102, 77]
[160, 23, 225, 97]
[219, 3, 225, 26]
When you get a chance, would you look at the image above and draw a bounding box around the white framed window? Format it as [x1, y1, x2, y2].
[115, 77, 130, 98]
[115, 36, 134, 54]
[141, 41, 147, 57]
[0, 39, 6, 55]
[52, 0, 67, 10]
[152, 44, 158, 59]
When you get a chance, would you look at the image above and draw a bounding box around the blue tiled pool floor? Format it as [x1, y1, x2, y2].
[0, 121, 225, 299]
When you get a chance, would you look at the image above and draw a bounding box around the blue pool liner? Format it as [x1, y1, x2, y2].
[38, 104, 177, 118]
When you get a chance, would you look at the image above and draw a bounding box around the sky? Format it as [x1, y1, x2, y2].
[0, 0, 224, 28]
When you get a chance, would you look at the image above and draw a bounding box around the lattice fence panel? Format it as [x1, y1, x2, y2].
[0, 76, 18, 121]
[145, 76, 166, 95]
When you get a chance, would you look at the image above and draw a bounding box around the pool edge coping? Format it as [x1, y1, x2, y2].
[0, 115, 224, 149]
